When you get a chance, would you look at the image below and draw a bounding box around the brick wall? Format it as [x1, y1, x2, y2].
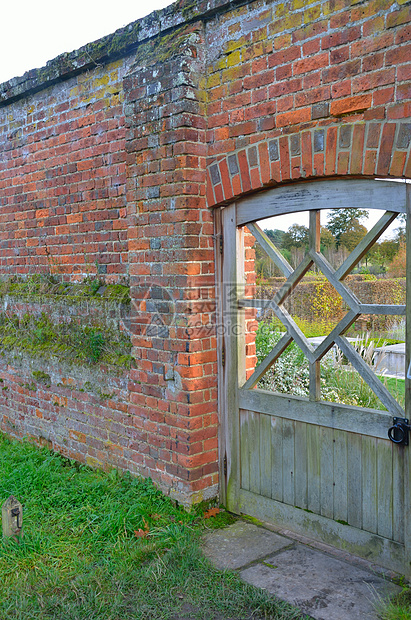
[0, 0, 409, 504]
[0, 59, 129, 279]
[205, 0, 411, 204]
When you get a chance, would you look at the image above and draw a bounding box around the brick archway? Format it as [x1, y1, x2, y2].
[207, 120, 411, 207]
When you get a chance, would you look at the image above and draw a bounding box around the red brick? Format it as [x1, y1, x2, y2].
[397, 83, 411, 102]
[250, 166, 261, 189]
[313, 152, 324, 176]
[237, 150, 252, 193]
[387, 6, 411, 29]
[218, 158, 233, 200]
[270, 160, 281, 183]
[276, 107, 311, 128]
[258, 142, 271, 185]
[389, 151, 407, 177]
[330, 94, 372, 117]
[377, 123, 396, 175]
[325, 126, 337, 176]
[337, 151, 350, 175]
[293, 53, 329, 76]
[279, 136, 291, 181]
[350, 124, 365, 175]
[268, 46, 301, 68]
[301, 131, 313, 178]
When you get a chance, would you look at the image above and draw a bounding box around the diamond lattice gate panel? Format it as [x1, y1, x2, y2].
[218, 179, 411, 577]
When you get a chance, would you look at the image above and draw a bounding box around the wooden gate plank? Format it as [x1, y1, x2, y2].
[238, 389, 392, 440]
[405, 182, 411, 573]
[377, 439, 394, 541]
[240, 410, 250, 492]
[235, 179, 406, 226]
[333, 430, 348, 523]
[307, 424, 321, 514]
[347, 434, 363, 530]
[361, 436, 378, 534]
[222, 204, 241, 512]
[392, 446, 405, 544]
[294, 422, 308, 510]
[271, 416, 283, 502]
[282, 418, 295, 506]
[249, 410, 261, 495]
[260, 413, 272, 498]
[320, 426, 334, 519]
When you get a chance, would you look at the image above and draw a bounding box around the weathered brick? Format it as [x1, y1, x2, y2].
[1, 0, 410, 510]
[330, 94, 372, 116]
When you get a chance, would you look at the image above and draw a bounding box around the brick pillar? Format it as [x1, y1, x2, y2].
[125, 24, 218, 504]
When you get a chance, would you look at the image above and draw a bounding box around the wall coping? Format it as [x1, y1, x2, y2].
[0, 0, 246, 107]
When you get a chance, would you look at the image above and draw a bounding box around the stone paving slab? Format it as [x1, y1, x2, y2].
[202, 521, 401, 620]
[202, 520, 291, 570]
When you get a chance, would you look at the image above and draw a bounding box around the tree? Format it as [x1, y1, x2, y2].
[264, 228, 285, 246]
[320, 226, 335, 251]
[387, 243, 406, 278]
[394, 213, 406, 243]
[339, 220, 367, 252]
[326, 209, 369, 247]
[281, 224, 309, 251]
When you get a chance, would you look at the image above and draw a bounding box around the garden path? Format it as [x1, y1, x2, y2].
[202, 520, 401, 620]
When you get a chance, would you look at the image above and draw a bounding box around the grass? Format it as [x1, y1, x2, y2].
[381, 376, 405, 401]
[0, 433, 306, 620]
[377, 584, 411, 620]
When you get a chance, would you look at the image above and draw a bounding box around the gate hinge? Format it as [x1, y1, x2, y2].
[221, 344, 225, 367]
[219, 234, 223, 254]
[223, 453, 227, 477]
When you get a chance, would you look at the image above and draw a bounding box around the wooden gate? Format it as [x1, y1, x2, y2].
[216, 179, 411, 577]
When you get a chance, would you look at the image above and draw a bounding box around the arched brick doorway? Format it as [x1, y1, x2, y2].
[214, 177, 410, 577]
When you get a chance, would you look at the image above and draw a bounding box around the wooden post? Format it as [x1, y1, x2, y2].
[2, 495, 23, 539]
[405, 183, 411, 574]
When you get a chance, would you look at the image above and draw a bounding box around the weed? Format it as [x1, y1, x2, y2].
[84, 329, 105, 363]
[32, 371, 51, 388]
[375, 582, 411, 620]
[0, 312, 133, 370]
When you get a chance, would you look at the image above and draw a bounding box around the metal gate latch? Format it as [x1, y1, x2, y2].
[388, 418, 411, 446]
[11, 507, 21, 529]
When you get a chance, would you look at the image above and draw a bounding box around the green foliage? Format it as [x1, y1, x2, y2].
[281, 224, 309, 251]
[84, 276, 103, 296]
[32, 371, 51, 388]
[84, 329, 105, 363]
[326, 208, 368, 247]
[0, 276, 131, 305]
[0, 313, 133, 369]
[376, 583, 411, 620]
[265, 228, 285, 246]
[0, 434, 305, 620]
[338, 220, 367, 251]
[255, 321, 405, 409]
[311, 280, 343, 327]
[320, 226, 335, 250]
[255, 317, 282, 363]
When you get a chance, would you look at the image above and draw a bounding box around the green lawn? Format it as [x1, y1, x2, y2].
[378, 376, 405, 406]
[0, 434, 305, 620]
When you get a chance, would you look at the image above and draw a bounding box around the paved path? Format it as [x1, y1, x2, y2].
[202, 520, 401, 620]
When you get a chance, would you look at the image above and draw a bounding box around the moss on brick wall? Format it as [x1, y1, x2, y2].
[0, 276, 133, 371]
